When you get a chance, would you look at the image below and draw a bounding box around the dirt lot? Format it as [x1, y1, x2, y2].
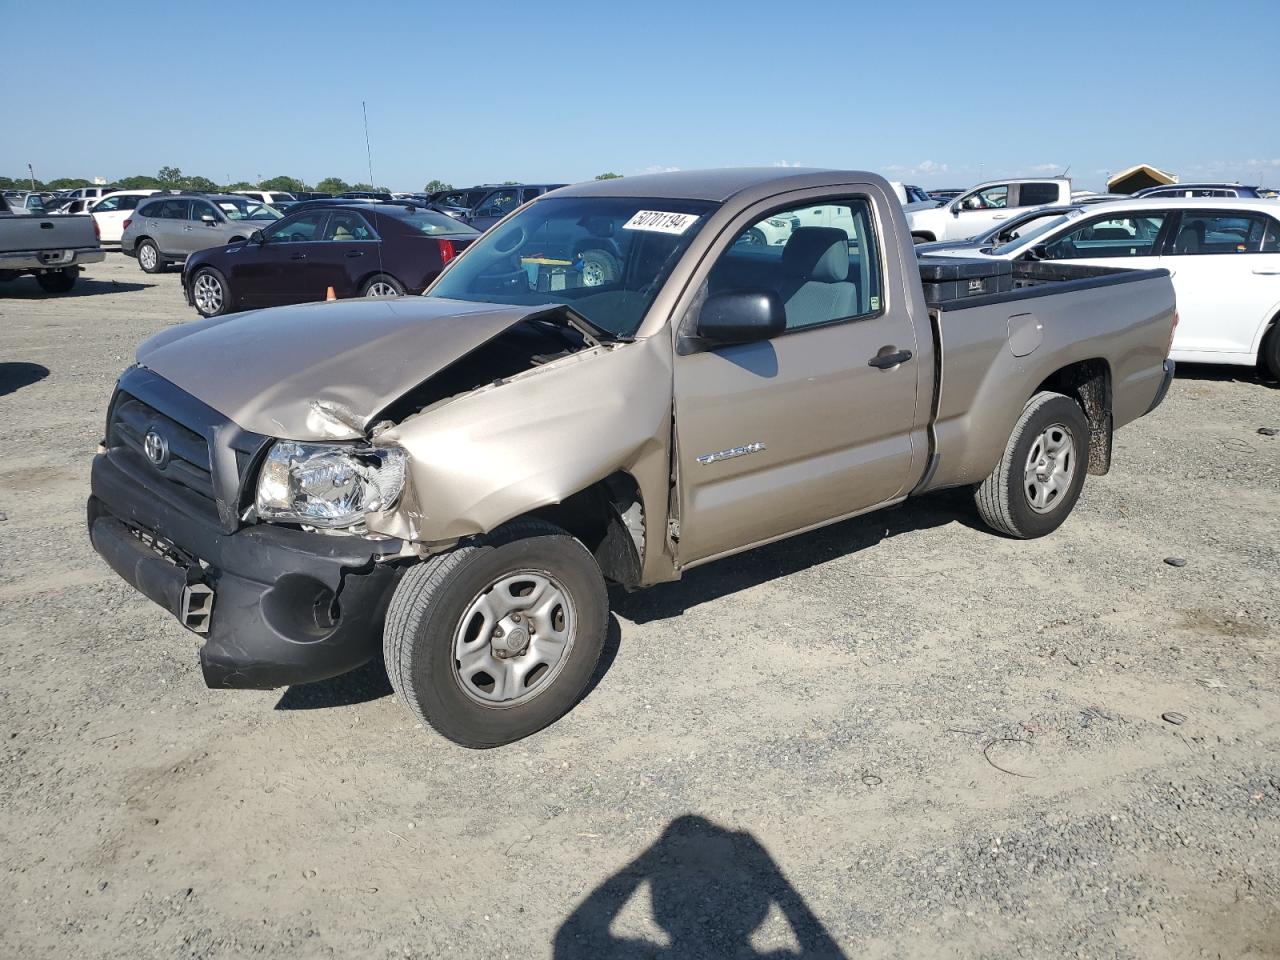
[1, 255, 1277, 959]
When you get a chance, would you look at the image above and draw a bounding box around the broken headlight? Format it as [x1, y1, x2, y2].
[255, 441, 407, 528]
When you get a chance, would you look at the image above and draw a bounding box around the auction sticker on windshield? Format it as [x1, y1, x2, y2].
[623, 210, 700, 234]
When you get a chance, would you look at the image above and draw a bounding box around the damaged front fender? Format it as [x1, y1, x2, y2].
[367, 335, 678, 584]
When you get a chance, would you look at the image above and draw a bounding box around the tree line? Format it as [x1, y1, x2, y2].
[3, 168, 626, 194]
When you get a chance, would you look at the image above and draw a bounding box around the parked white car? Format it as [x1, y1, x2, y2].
[907, 178, 1071, 243]
[66, 186, 116, 202]
[231, 190, 295, 206]
[90, 190, 160, 244]
[923, 198, 1280, 377]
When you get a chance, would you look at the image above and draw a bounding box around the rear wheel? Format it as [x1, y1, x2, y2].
[191, 267, 229, 317]
[383, 519, 608, 748]
[975, 391, 1090, 539]
[136, 240, 166, 274]
[1259, 321, 1280, 382]
[361, 274, 404, 297]
[36, 268, 77, 293]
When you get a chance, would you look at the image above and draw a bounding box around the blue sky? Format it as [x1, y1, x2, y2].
[3, 0, 1278, 193]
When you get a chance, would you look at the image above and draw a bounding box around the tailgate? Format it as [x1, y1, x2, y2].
[1, 216, 98, 252]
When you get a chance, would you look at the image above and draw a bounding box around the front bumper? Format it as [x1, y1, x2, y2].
[0, 248, 105, 271]
[88, 451, 404, 689]
[1146, 359, 1176, 414]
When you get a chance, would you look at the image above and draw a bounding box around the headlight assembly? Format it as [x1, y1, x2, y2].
[255, 441, 407, 528]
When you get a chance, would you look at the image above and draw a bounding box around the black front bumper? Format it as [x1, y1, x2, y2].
[89, 451, 404, 690]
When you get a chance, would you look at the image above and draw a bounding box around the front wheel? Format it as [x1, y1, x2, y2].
[190, 267, 229, 317]
[384, 519, 608, 748]
[361, 274, 405, 297]
[975, 391, 1089, 539]
[36, 268, 77, 293]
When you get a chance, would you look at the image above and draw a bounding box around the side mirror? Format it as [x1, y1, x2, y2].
[696, 289, 786, 346]
[951, 204, 962, 217]
[249, 229, 265, 244]
[201, 214, 216, 224]
[1030, 243, 1050, 260]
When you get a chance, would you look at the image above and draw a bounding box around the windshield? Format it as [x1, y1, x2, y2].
[217, 198, 282, 221]
[991, 213, 1078, 254]
[428, 196, 717, 338]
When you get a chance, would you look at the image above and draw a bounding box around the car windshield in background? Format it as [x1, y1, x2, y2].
[991, 213, 1076, 254]
[428, 196, 717, 338]
[386, 209, 480, 236]
[216, 198, 281, 221]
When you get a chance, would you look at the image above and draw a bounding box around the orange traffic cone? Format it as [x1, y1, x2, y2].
[325, 286, 337, 301]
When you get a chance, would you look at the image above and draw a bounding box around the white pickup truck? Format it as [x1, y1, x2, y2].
[0, 192, 104, 292]
[907, 178, 1071, 244]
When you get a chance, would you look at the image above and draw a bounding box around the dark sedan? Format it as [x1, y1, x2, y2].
[182, 204, 480, 317]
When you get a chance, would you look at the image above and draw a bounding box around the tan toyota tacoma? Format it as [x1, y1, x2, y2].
[88, 169, 1177, 747]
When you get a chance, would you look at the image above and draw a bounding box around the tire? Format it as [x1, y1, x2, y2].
[1259, 321, 1280, 382]
[361, 273, 405, 297]
[738, 227, 767, 247]
[911, 234, 934, 245]
[578, 248, 620, 288]
[36, 268, 77, 293]
[384, 519, 608, 748]
[190, 266, 230, 318]
[975, 391, 1090, 539]
[136, 239, 166, 274]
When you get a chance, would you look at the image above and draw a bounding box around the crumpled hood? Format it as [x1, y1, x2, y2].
[135, 297, 553, 440]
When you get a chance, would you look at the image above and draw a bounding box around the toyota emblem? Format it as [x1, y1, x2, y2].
[143, 429, 170, 468]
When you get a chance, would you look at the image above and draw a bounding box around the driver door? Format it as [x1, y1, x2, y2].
[673, 192, 926, 565]
[945, 184, 1013, 240]
[229, 211, 331, 307]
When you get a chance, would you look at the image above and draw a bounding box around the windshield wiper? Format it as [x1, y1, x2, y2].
[545, 305, 633, 346]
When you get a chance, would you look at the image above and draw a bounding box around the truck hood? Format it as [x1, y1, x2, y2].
[135, 297, 556, 440]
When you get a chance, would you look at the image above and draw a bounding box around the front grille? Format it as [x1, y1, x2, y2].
[109, 395, 215, 501]
[104, 367, 270, 532]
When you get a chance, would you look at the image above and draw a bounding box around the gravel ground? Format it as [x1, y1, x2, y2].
[1, 256, 1277, 959]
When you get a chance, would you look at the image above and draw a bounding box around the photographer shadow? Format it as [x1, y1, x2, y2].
[554, 814, 847, 959]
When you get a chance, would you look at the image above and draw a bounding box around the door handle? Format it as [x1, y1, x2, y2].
[868, 349, 913, 369]
[290, 253, 307, 260]
[992, 214, 1008, 220]
[1252, 269, 1280, 275]
[345, 250, 364, 258]
[39, 221, 54, 229]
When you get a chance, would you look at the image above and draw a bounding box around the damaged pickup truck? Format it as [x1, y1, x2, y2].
[88, 168, 1177, 747]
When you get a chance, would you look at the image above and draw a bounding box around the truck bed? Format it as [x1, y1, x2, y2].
[919, 257, 1170, 310]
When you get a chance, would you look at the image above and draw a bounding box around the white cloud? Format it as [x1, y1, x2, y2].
[771, 160, 805, 168]
[636, 164, 681, 175]
[884, 160, 949, 177]
[1030, 162, 1061, 173]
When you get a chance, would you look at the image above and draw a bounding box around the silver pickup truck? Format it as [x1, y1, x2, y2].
[0, 192, 104, 292]
[87, 168, 1176, 747]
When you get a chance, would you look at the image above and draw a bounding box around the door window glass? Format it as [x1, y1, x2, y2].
[156, 199, 190, 219]
[324, 212, 376, 240]
[1171, 213, 1269, 254]
[714, 197, 883, 332]
[94, 195, 121, 212]
[1042, 214, 1167, 259]
[957, 185, 1008, 210]
[266, 211, 327, 242]
[476, 189, 518, 217]
[190, 200, 219, 222]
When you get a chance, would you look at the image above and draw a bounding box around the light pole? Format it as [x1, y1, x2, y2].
[27, 163, 36, 191]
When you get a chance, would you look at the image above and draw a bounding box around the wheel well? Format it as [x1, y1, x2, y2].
[517, 472, 645, 587]
[1035, 358, 1112, 475]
